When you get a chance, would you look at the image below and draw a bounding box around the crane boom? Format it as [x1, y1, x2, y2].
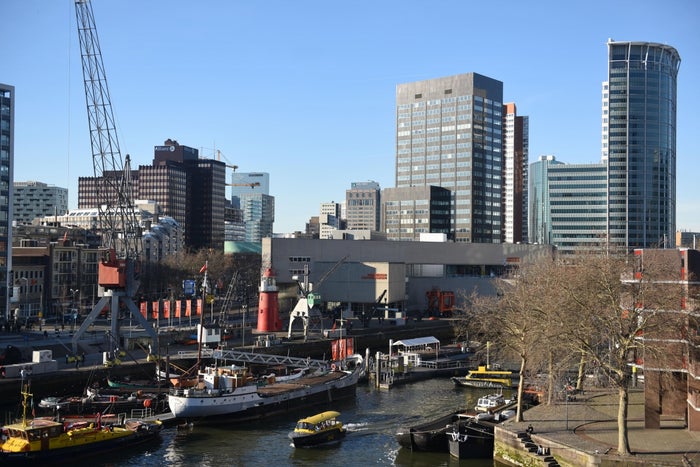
[71, 0, 156, 354]
[75, 0, 141, 260]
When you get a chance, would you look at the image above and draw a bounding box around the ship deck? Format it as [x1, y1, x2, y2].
[257, 371, 348, 396]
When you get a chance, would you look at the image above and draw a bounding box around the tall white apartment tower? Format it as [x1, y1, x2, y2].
[503, 103, 528, 244]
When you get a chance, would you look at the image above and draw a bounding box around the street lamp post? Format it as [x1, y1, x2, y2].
[69, 289, 80, 331]
[18, 278, 28, 324]
[242, 304, 247, 347]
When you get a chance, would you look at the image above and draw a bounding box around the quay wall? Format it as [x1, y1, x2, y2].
[494, 423, 669, 467]
[495, 425, 600, 467]
[0, 319, 455, 404]
[0, 362, 158, 404]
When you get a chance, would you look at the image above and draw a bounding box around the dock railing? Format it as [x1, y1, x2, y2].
[175, 348, 329, 371]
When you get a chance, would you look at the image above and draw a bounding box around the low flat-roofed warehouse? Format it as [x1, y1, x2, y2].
[262, 238, 554, 316]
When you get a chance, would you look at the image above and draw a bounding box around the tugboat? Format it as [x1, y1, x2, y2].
[447, 415, 497, 459]
[1, 384, 162, 464]
[288, 411, 346, 448]
[395, 409, 468, 452]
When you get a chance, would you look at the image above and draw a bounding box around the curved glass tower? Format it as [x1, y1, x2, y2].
[605, 40, 681, 250]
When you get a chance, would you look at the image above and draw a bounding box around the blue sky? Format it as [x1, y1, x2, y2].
[3, 0, 699, 234]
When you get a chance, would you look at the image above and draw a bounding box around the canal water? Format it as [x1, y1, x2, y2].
[59, 378, 513, 467]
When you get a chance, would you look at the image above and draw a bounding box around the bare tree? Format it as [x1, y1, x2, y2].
[141, 248, 260, 310]
[555, 250, 684, 456]
[455, 256, 566, 422]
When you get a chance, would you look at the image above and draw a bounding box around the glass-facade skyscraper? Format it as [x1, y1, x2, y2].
[528, 156, 608, 254]
[529, 155, 562, 245]
[605, 40, 681, 250]
[230, 172, 274, 243]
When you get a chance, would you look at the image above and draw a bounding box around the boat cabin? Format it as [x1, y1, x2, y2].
[0, 419, 63, 452]
[391, 336, 440, 368]
[200, 364, 252, 391]
[475, 394, 507, 412]
[196, 323, 221, 346]
[293, 411, 343, 434]
[2, 419, 63, 446]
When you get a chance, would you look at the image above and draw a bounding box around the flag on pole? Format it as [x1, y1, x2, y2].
[199, 263, 207, 274]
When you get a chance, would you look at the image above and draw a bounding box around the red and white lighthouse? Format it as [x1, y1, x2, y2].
[257, 268, 281, 332]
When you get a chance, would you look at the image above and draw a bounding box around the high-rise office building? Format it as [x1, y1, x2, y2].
[605, 40, 681, 250]
[230, 172, 274, 244]
[381, 186, 451, 241]
[529, 155, 608, 254]
[528, 155, 562, 245]
[239, 194, 274, 243]
[600, 81, 610, 164]
[319, 202, 341, 239]
[0, 84, 14, 321]
[550, 162, 607, 254]
[189, 158, 226, 251]
[396, 73, 504, 243]
[78, 170, 139, 210]
[231, 172, 270, 199]
[78, 139, 226, 251]
[346, 181, 381, 232]
[13, 181, 68, 224]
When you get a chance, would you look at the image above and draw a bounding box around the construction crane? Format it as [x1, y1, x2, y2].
[71, 0, 157, 354]
[214, 150, 260, 192]
[216, 150, 238, 171]
[228, 182, 260, 189]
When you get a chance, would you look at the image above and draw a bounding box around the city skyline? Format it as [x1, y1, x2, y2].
[3, 0, 699, 233]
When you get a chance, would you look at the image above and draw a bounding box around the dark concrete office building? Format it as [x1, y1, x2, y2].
[79, 139, 225, 251]
[381, 185, 451, 241]
[396, 73, 504, 243]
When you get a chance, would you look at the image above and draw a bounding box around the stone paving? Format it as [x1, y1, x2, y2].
[501, 387, 700, 466]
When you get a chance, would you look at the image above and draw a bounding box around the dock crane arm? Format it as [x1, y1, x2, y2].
[288, 255, 349, 340]
[71, 0, 157, 354]
[305, 255, 350, 295]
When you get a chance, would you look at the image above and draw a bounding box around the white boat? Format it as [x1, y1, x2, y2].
[475, 393, 512, 413]
[167, 359, 361, 421]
